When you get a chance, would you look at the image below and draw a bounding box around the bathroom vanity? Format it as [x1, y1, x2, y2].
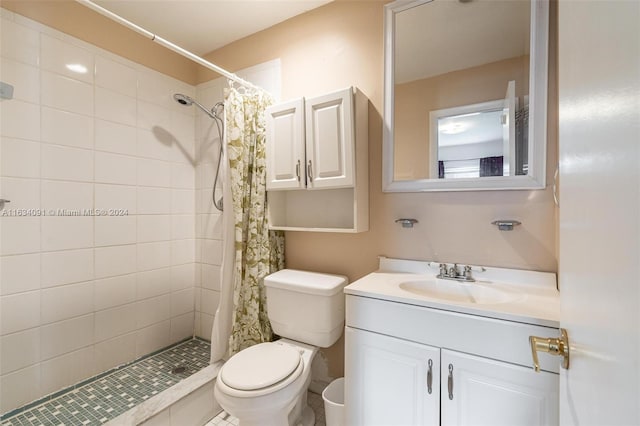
[344, 257, 561, 426]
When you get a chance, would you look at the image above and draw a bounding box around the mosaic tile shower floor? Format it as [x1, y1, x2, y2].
[1, 339, 211, 426]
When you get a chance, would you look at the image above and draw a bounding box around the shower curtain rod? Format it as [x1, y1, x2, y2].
[75, 0, 265, 93]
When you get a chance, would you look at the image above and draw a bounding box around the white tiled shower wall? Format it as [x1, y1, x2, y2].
[0, 10, 200, 413]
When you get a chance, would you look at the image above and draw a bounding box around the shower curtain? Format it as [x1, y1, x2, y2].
[210, 86, 285, 362]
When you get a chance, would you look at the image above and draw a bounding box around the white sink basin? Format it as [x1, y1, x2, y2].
[399, 279, 517, 304]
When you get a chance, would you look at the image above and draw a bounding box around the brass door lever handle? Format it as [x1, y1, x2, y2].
[529, 328, 570, 372]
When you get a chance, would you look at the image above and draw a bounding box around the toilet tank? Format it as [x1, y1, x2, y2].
[264, 269, 348, 348]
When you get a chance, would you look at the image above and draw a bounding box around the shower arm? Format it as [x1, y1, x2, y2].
[75, 0, 265, 94]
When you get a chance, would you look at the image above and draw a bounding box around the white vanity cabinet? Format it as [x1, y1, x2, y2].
[345, 295, 559, 426]
[265, 87, 368, 232]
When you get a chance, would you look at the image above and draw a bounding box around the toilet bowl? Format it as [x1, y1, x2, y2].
[214, 269, 348, 426]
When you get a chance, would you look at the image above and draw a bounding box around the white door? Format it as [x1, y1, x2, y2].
[344, 327, 440, 426]
[441, 350, 558, 426]
[558, 1, 640, 424]
[265, 98, 305, 190]
[305, 87, 355, 189]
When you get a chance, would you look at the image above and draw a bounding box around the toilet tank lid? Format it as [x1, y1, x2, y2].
[264, 269, 348, 296]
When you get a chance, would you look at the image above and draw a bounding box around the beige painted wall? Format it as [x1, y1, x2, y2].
[394, 55, 529, 179]
[201, 0, 558, 377]
[0, 0, 199, 84]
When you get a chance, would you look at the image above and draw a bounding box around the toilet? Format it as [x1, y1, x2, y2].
[214, 269, 348, 426]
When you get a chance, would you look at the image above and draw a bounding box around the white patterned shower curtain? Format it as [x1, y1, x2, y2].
[210, 86, 285, 364]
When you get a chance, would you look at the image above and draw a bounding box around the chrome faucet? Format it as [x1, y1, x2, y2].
[437, 263, 476, 282]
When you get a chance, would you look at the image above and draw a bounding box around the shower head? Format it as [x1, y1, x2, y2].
[173, 93, 218, 120]
[173, 93, 193, 106]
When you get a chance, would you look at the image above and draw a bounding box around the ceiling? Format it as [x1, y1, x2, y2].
[93, 0, 333, 56]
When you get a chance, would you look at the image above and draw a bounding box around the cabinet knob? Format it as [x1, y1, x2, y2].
[296, 160, 301, 182]
[529, 328, 570, 372]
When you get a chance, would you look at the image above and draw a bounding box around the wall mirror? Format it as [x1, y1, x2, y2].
[382, 0, 549, 192]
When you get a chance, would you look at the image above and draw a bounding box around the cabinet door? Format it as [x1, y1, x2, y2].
[441, 350, 558, 426]
[305, 87, 355, 189]
[265, 98, 305, 190]
[345, 327, 440, 426]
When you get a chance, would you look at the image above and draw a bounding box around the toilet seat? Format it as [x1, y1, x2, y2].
[219, 342, 304, 397]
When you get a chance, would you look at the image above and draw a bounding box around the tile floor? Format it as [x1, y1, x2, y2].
[206, 391, 326, 426]
[1, 339, 210, 426]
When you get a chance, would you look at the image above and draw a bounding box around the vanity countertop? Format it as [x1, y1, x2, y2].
[344, 257, 560, 328]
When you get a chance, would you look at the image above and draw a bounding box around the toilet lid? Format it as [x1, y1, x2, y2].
[220, 342, 302, 391]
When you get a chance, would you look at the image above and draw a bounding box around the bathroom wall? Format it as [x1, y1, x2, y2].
[0, 10, 198, 413]
[199, 0, 558, 377]
[199, 0, 558, 278]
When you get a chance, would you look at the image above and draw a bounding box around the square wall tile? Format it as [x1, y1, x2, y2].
[41, 216, 93, 251]
[1, 177, 40, 210]
[95, 151, 137, 185]
[137, 71, 173, 109]
[201, 264, 221, 291]
[170, 312, 194, 343]
[0, 365, 40, 414]
[95, 184, 137, 214]
[0, 99, 40, 140]
[41, 144, 93, 182]
[41, 248, 94, 288]
[41, 281, 94, 323]
[171, 163, 196, 189]
[0, 291, 40, 335]
[95, 303, 137, 342]
[137, 187, 171, 215]
[0, 253, 40, 296]
[135, 320, 171, 358]
[136, 294, 171, 328]
[199, 313, 214, 342]
[41, 180, 93, 211]
[95, 55, 137, 97]
[94, 332, 136, 373]
[137, 158, 172, 188]
[137, 241, 171, 272]
[95, 87, 136, 126]
[41, 107, 94, 149]
[171, 189, 195, 215]
[137, 268, 172, 300]
[41, 71, 93, 116]
[0, 57, 39, 103]
[172, 215, 196, 240]
[1, 137, 40, 178]
[201, 239, 223, 266]
[40, 314, 94, 360]
[94, 273, 136, 311]
[95, 119, 137, 156]
[94, 244, 137, 279]
[138, 100, 171, 132]
[0, 18, 39, 66]
[137, 128, 172, 162]
[95, 215, 137, 247]
[171, 288, 194, 317]
[0, 328, 40, 375]
[200, 289, 220, 317]
[171, 264, 196, 292]
[0, 217, 40, 256]
[137, 215, 171, 243]
[40, 34, 94, 84]
[171, 239, 196, 266]
[40, 346, 95, 396]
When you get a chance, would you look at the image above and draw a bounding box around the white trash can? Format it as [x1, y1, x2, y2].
[322, 377, 344, 426]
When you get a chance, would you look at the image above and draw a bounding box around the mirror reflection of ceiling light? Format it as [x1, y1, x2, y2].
[66, 63, 88, 74]
[439, 122, 468, 134]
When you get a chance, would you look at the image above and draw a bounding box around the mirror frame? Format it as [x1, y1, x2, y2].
[382, 0, 549, 192]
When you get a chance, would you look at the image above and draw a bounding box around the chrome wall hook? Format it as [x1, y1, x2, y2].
[395, 218, 418, 228]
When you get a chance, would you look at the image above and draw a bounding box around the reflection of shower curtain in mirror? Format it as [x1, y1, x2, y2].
[224, 87, 285, 356]
[515, 107, 529, 175]
[479, 156, 504, 177]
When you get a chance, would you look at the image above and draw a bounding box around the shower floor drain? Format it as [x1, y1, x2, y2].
[171, 366, 188, 374]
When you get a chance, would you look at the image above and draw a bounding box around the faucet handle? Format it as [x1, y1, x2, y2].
[463, 265, 472, 279]
[438, 263, 448, 277]
[449, 263, 460, 277]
